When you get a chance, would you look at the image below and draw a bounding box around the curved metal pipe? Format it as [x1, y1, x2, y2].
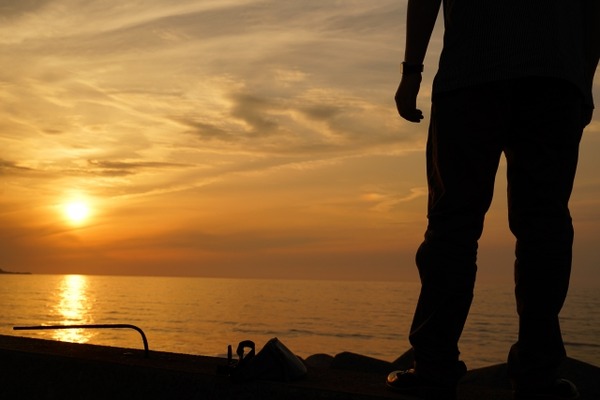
[13, 324, 150, 358]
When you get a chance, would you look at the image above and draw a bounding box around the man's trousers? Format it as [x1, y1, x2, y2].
[409, 77, 585, 386]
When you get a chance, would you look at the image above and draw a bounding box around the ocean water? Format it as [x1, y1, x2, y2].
[1, 274, 598, 369]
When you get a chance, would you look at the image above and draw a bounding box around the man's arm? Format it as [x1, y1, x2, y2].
[395, 0, 442, 123]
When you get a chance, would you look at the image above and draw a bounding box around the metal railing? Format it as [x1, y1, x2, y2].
[13, 324, 149, 358]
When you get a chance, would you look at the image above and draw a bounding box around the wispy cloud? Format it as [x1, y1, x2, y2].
[0, 159, 34, 175]
[0, 0, 53, 19]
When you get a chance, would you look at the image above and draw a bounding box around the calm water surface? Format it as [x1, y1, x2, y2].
[1, 275, 598, 369]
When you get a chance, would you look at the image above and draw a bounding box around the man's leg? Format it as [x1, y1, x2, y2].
[505, 78, 584, 395]
[409, 83, 506, 383]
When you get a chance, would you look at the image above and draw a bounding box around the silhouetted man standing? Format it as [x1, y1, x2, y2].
[387, 1, 599, 399]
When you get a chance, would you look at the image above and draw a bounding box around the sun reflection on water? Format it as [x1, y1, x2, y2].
[53, 275, 94, 343]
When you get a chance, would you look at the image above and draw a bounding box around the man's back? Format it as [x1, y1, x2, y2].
[434, 0, 588, 103]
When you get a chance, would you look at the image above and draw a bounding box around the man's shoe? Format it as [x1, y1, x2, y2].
[513, 378, 580, 400]
[386, 369, 457, 400]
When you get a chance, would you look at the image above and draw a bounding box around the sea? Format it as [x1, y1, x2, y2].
[1, 274, 598, 369]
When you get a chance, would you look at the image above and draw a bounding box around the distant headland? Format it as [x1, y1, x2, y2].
[0, 268, 31, 275]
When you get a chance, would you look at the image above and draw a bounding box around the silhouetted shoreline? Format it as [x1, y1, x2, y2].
[0, 335, 598, 399]
[0, 268, 31, 275]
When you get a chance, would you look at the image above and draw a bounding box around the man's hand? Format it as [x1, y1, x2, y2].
[395, 73, 423, 123]
[397, 0, 441, 122]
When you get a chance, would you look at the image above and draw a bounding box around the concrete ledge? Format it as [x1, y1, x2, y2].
[0, 335, 598, 399]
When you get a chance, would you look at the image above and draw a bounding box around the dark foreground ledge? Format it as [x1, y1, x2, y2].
[0, 334, 598, 400]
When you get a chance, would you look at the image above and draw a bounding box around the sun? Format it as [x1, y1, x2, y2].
[63, 201, 91, 225]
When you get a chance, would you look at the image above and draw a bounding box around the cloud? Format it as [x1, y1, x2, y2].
[0, 0, 413, 159]
[229, 94, 282, 136]
[301, 104, 343, 121]
[0, 160, 34, 176]
[0, 0, 52, 19]
[362, 186, 427, 213]
[171, 117, 232, 141]
[87, 159, 190, 171]
[60, 160, 191, 178]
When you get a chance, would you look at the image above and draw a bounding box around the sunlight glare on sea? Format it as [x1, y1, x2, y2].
[1, 275, 598, 369]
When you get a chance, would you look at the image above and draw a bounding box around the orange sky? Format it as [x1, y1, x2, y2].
[1, 1, 599, 285]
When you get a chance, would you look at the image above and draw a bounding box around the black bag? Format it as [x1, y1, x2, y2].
[220, 337, 307, 382]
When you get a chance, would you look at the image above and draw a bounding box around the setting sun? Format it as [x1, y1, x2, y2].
[64, 202, 91, 225]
